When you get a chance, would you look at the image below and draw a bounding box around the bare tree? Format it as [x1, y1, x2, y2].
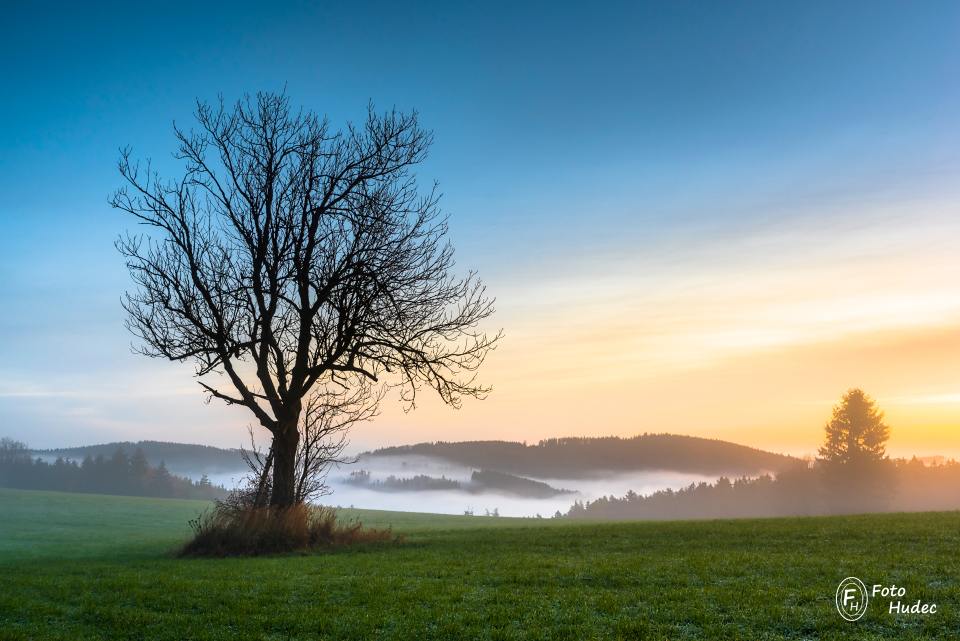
[232, 383, 381, 508]
[111, 92, 499, 507]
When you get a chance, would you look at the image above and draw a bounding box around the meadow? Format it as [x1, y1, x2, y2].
[0, 488, 956, 640]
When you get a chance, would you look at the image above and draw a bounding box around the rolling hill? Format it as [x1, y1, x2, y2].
[31, 433, 801, 482]
[362, 434, 801, 478]
[31, 440, 245, 477]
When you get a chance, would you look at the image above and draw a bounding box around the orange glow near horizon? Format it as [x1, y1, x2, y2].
[354, 205, 960, 459]
[360, 322, 960, 459]
[15, 201, 957, 458]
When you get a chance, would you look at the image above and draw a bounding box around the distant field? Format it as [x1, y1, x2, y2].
[0, 488, 957, 640]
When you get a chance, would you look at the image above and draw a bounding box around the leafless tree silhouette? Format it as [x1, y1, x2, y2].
[111, 92, 499, 507]
[235, 383, 383, 507]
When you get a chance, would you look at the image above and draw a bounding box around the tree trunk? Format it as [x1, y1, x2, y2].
[270, 423, 300, 508]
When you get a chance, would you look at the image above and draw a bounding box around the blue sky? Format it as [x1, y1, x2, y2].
[2, 1, 960, 453]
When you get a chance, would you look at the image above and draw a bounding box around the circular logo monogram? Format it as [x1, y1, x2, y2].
[836, 577, 869, 621]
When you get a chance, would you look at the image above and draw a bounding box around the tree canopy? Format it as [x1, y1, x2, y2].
[818, 388, 890, 466]
[112, 93, 499, 506]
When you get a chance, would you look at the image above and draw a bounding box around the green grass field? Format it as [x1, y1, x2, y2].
[0, 488, 956, 640]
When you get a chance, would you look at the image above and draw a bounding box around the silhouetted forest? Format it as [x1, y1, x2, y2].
[568, 390, 959, 520]
[346, 470, 461, 492]
[345, 468, 572, 497]
[34, 440, 244, 476]
[470, 469, 573, 498]
[1, 438, 227, 500]
[365, 434, 799, 477]
[566, 458, 960, 520]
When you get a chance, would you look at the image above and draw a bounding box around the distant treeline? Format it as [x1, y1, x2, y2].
[365, 434, 799, 478]
[1, 438, 227, 500]
[566, 458, 960, 520]
[471, 469, 573, 498]
[347, 471, 461, 492]
[34, 440, 244, 476]
[346, 468, 572, 498]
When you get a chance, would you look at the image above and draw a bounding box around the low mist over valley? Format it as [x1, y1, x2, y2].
[20, 433, 795, 517]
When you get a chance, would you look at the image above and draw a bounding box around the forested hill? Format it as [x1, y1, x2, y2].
[34, 434, 802, 479]
[363, 434, 800, 477]
[33, 441, 244, 476]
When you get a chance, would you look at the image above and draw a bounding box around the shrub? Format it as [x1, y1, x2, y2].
[180, 504, 398, 557]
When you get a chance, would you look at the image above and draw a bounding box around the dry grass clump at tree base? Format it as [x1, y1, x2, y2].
[180, 504, 398, 557]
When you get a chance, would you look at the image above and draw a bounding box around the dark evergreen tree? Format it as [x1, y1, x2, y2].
[818, 388, 890, 465]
